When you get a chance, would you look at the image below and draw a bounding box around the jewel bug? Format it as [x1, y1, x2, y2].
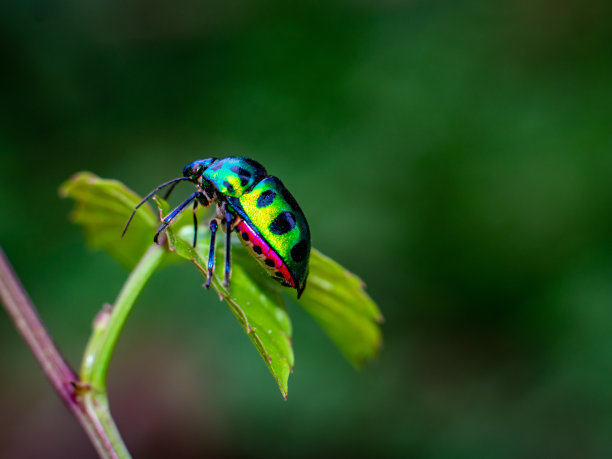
[123, 157, 311, 297]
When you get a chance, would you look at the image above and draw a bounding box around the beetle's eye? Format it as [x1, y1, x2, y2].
[183, 164, 201, 178]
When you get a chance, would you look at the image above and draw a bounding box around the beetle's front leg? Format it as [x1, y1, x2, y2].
[191, 200, 199, 248]
[192, 191, 214, 247]
[154, 191, 199, 243]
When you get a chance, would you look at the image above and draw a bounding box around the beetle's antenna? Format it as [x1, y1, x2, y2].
[122, 176, 190, 237]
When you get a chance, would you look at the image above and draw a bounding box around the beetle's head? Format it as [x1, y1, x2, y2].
[183, 158, 216, 182]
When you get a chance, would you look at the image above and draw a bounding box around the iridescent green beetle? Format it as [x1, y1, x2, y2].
[123, 157, 311, 297]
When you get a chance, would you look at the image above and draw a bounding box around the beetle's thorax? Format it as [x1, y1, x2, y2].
[195, 176, 221, 207]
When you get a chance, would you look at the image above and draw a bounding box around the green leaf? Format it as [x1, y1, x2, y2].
[165, 221, 294, 399]
[296, 250, 384, 367]
[59, 172, 158, 270]
[61, 171, 383, 397]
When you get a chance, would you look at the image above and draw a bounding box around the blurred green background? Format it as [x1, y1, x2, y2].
[2, 0, 612, 457]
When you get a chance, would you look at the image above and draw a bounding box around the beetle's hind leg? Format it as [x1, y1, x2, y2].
[205, 218, 219, 289]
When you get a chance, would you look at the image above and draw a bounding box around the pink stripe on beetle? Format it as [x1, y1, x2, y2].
[235, 220, 295, 288]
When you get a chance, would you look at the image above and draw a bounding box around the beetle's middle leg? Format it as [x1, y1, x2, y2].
[223, 208, 237, 288]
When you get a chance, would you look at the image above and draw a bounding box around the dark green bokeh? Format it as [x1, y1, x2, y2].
[2, 0, 612, 457]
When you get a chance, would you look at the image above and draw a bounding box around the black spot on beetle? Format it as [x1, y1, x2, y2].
[243, 158, 266, 173]
[230, 166, 252, 187]
[241, 232, 249, 241]
[253, 245, 262, 254]
[223, 181, 235, 194]
[269, 211, 296, 235]
[209, 161, 224, 171]
[275, 271, 284, 278]
[256, 190, 276, 208]
[265, 258, 275, 267]
[291, 240, 308, 263]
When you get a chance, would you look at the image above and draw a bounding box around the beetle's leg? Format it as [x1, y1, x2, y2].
[205, 219, 219, 289]
[197, 191, 210, 208]
[154, 191, 199, 243]
[192, 200, 198, 247]
[162, 180, 180, 200]
[122, 176, 189, 237]
[224, 209, 236, 288]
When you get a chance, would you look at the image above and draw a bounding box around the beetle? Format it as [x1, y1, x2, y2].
[123, 157, 311, 298]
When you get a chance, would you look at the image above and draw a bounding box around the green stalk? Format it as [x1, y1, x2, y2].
[79, 244, 166, 458]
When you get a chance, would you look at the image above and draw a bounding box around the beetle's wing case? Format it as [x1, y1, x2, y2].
[201, 157, 267, 197]
[227, 176, 311, 296]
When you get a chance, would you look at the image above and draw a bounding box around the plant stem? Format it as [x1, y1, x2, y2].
[0, 244, 165, 458]
[79, 244, 166, 457]
[0, 246, 117, 457]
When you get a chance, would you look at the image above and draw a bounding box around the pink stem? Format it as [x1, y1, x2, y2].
[0, 246, 117, 458]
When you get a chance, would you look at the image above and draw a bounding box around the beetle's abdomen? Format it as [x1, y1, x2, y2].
[235, 219, 295, 288]
[228, 176, 310, 296]
[203, 157, 267, 197]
